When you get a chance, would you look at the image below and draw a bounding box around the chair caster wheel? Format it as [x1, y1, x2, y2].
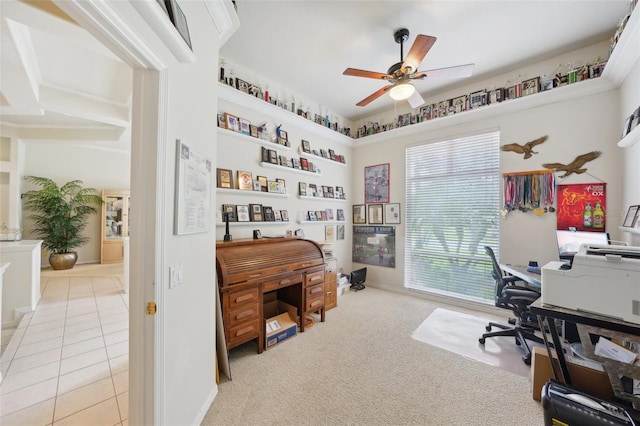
[485, 325, 491, 332]
[515, 339, 521, 346]
[523, 356, 531, 365]
[479, 338, 485, 344]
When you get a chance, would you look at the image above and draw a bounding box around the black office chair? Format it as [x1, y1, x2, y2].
[479, 246, 544, 365]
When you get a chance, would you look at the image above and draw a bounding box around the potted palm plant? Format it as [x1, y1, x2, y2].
[21, 176, 103, 270]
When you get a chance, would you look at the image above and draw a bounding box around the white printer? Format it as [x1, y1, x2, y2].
[541, 244, 640, 325]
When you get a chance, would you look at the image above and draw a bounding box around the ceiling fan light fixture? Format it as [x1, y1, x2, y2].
[389, 82, 415, 101]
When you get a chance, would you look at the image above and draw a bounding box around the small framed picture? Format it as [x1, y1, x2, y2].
[521, 77, 540, 96]
[236, 205, 250, 222]
[301, 140, 311, 153]
[622, 205, 640, 227]
[249, 203, 263, 221]
[252, 180, 262, 191]
[257, 175, 268, 192]
[279, 130, 288, 142]
[353, 204, 366, 224]
[274, 210, 282, 221]
[236, 79, 250, 94]
[239, 118, 250, 135]
[384, 203, 401, 224]
[263, 206, 275, 221]
[281, 210, 289, 222]
[217, 114, 225, 128]
[276, 178, 286, 193]
[236, 170, 253, 190]
[308, 183, 318, 197]
[337, 209, 345, 221]
[249, 124, 258, 138]
[224, 113, 239, 132]
[368, 204, 383, 224]
[221, 204, 237, 222]
[216, 168, 233, 189]
[267, 180, 281, 193]
[325, 225, 334, 241]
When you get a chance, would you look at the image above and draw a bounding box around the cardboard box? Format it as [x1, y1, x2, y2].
[264, 295, 297, 350]
[531, 346, 613, 402]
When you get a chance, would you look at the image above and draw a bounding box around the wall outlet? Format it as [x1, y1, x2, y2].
[169, 264, 183, 288]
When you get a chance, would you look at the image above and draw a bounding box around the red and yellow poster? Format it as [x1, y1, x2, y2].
[556, 183, 606, 232]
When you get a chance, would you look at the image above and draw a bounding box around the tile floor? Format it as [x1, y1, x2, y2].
[0, 264, 129, 425]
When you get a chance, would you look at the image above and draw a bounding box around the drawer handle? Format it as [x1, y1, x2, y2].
[235, 309, 255, 320]
[235, 294, 254, 303]
[279, 279, 291, 286]
[302, 263, 311, 267]
[249, 273, 262, 278]
[309, 300, 322, 308]
[309, 275, 322, 282]
[235, 326, 254, 337]
[310, 287, 322, 294]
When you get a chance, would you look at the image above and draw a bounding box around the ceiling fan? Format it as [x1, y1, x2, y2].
[343, 28, 474, 108]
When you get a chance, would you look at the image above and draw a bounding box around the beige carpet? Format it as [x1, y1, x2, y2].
[411, 307, 542, 378]
[202, 287, 543, 425]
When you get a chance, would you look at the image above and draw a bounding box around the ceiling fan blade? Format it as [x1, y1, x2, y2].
[343, 68, 392, 80]
[401, 35, 437, 73]
[356, 86, 393, 107]
[407, 90, 425, 109]
[413, 63, 475, 80]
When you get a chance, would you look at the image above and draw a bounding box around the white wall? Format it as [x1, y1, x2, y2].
[22, 142, 130, 266]
[351, 88, 622, 296]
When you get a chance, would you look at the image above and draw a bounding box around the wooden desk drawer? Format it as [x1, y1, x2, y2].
[305, 270, 324, 286]
[228, 318, 261, 346]
[262, 273, 302, 292]
[227, 286, 260, 309]
[305, 283, 324, 312]
[228, 304, 260, 323]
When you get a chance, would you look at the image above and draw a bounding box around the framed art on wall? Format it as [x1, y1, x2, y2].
[364, 163, 390, 203]
[384, 203, 401, 224]
[165, 0, 192, 50]
[622, 205, 640, 227]
[353, 204, 366, 224]
[174, 140, 211, 235]
[368, 204, 383, 224]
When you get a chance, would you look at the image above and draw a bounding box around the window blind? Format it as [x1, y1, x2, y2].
[405, 131, 500, 303]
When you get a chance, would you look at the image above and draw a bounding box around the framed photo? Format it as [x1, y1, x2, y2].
[317, 210, 326, 221]
[521, 77, 540, 96]
[236, 79, 250, 94]
[276, 178, 286, 193]
[279, 130, 288, 143]
[353, 204, 366, 224]
[325, 225, 334, 241]
[217, 114, 225, 128]
[384, 203, 401, 224]
[623, 115, 633, 138]
[224, 113, 239, 132]
[328, 149, 336, 160]
[252, 180, 262, 191]
[622, 205, 640, 227]
[236, 205, 250, 222]
[221, 204, 237, 222]
[274, 210, 282, 221]
[174, 140, 211, 235]
[308, 183, 318, 197]
[301, 140, 311, 153]
[298, 182, 307, 196]
[263, 206, 275, 221]
[337, 209, 345, 221]
[216, 168, 233, 189]
[308, 211, 317, 221]
[281, 210, 289, 222]
[336, 186, 344, 199]
[337, 224, 345, 240]
[257, 175, 268, 192]
[237, 170, 253, 190]
[249, 124, 258, 138]
[164, 0, 192, 50]
[368, 204, 383, 224]
[364, 163, 390, 203]
[326, 209, 334, 220]
[267, 180, 281, 193]
[239, 118, 250, 135]
[249, 203, 263, 221]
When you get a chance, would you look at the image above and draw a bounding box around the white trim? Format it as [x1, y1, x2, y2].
[203, 0, 240, 47]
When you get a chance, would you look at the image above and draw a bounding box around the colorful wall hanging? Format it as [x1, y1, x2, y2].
[556, 183, 606, 232]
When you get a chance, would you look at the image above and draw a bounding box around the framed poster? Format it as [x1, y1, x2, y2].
[352, 225, 396, 268]
[556, 183, 606, 232]
[364, 163, 390, 203]
[174, 140, 212, 235]
[384, 203, 401, 224]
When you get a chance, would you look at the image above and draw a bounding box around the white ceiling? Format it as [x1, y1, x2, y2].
[0, 0, 632, 148]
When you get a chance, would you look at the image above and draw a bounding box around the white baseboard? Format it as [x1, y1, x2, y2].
[193, 386, 218, 425]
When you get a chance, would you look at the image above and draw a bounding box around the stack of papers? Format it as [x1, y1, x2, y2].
[594, 337, 638, 364]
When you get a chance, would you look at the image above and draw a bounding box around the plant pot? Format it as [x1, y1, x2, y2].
[49, 252, 78, 270]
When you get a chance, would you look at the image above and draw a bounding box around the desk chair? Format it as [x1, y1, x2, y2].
[479, 246, 544, 365]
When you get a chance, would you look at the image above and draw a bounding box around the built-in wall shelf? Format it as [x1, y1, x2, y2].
[296, 147, 347, 167]
[618, 124, 640, 148]
[216, 188, 290, 198]
[298, 220, 346, 225]
[602, 5, 640, 86]
[218, 83, 353, 147]
[619, 226, 640, 235]
[218, 127, 291, 152]
[297, 195, 347, 202]
[260, 161, 321, 176]
[216, 221, 289, 227]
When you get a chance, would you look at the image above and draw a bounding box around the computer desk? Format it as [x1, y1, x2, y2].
[499, 263, 541, 288]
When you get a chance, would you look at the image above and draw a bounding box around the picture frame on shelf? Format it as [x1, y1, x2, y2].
[239, 118, 250, 135]
[276, 178, 286, 193]
[364, 163, 390, 203]
[216, 168, 233, 189]
[224, 113, 239, 132]
[337, 209, 345, 221]
[622, 115, 633, 138]
[299, 182, 307, 196]
[328, 149, 336, 161]
[249, 204, 263, 221]
[164, 0, 192, 50]
[217, 114, 225, 128]
[221, 204, 237, 222]
[326, 209, 334, 220]
[301, 140, 311, 153]
[368, 204, 383, 224]
[267, 180, 281, 193]
[622, 205, 640, 227]
[257, 175, 268, 192]
[318, 210, 326, 221]
[252, 180, 262, 191]
[336, 186, 344, 199]
[279, 130, 288, 143]
[337, 224, 345, 240]
[353, 204, 366, 224]
[308, 211, 317, 221]
[384, 203, 401, 224]
[308, 183, 318, 197]
[236, 205, 250, 222]
[236, 79, 250, 94]
[274, 210, 282, 221]
[237, 170, 253, 190]
[281, 210, 289, 222]
[325, 225, 334, 241]
[521, 77, 540, 96]
[263, 206, 275, 221]
[249, 124, 258, 138]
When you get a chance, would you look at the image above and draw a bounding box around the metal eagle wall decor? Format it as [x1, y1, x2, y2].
[542, 151, 602, 178]
[500, 135, 548, 159]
